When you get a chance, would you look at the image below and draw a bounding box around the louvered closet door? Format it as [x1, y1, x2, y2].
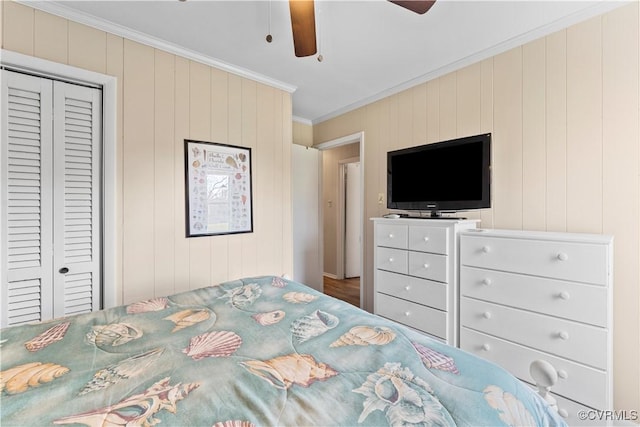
[1, 70, 102, 327]
[52, 81, 101, 317]
[1, 70, 54, 326]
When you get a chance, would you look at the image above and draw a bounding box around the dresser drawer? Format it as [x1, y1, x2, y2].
[460, 235, 609, 285]
[460, 298, 607, 369]
[461, 266, 608, 327]
[376, 247, 408, 274]
[408, 226, 448, 254]
[376, 224, 408, 249]
[376, 270, 446, 311]
[376, 293, 446, 339]
[460, 328, 609, 409]
[408, 252, 448, 283]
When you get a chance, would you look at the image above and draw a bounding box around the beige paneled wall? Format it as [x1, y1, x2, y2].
[314, 3, 640, 412]
[2, 2, 293, 304]
[293, 120, 313, 147]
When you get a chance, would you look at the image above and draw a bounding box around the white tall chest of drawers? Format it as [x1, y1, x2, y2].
[459, 229, 613, 425]
[372, 218, 478, 345]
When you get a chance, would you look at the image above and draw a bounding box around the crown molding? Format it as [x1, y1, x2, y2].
[17, 0, 297, 94]
[292, 116, 313, 126]
[312, 0, 630, 125]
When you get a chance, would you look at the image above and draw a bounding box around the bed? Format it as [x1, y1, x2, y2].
[1, 275, 566, 426]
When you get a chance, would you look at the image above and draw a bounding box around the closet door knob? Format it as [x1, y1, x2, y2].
[483, 311, 492, 319]
[482, 278, 492, 286]
[481, 343, 491, 351]
[557, 252, 568, 261]
[59, 267, 69, 274]
[557, 331, 570, 340]
[482, 246, 491, 253]
[558, 291, 570, 300]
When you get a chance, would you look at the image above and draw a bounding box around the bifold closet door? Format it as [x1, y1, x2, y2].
[1, 70, 102, 327]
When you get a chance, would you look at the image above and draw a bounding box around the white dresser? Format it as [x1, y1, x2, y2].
[459, 229, 613, 425]
[372, 217, 478, 345]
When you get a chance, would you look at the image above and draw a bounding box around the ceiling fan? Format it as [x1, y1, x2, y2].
[289, 0, 436, 57]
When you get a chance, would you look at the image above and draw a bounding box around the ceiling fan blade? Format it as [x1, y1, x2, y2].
[289, 0, 317, 57]
[388, 0, 436, 15]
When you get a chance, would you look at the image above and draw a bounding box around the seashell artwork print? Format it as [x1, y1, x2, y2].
[412, 342, 460, 375]
[183, 331, 242, 360]
[283, 292, 317, 304]
[353, 362, 451, 426]
[484, 385, 536, 426]
[24, 322, 70, 352]
[213, 421, 255, 427]
[271, 276, 287, 288]
[164, 309, 211, 332]
[1, 362, 70, 394]
[79, 348, 165, 395]
[86, 323, 143, 347]
[252, 310, 285, 326]
[291, 310, 339, 343]
[241, 353, 338, 390]
[219, 284, 262, 308]
[126, 297, 169, 314]
[54, 377, 199, 426]
[330, 326, 396, 348]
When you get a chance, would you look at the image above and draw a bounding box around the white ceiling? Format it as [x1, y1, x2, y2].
[31, 0, 628, 124]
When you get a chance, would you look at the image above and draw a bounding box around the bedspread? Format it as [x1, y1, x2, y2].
[0, 276, 566, 426]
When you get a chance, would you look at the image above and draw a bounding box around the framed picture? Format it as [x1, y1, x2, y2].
[184, 139, 253, 237]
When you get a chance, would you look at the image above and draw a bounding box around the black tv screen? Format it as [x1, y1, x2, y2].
[387, 133, 491, 214]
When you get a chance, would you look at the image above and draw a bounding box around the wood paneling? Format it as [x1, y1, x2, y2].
[566, 17, 603, 233]
[602, 2, 640, 413]
[3, 1, 34, 55]
[439, 73, 457, 140]
[68, 22, 106, 73]
[522, 38, 547, 231]
[34, 11, 67, 64]
[493, 47, 523, 229]
[154, 50, 176, 297]
[122, 40, 155, 304]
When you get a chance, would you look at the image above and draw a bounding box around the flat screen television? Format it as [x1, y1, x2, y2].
[387, 133, 491, 217]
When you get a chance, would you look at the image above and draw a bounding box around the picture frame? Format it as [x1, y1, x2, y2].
[184, 139, 253, 237]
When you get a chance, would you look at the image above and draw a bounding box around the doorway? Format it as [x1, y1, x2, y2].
[315, 132, 364, 308]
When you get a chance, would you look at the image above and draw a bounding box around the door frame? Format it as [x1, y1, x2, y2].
[1, 49, 119, 308]
[315, 131, 364, 308]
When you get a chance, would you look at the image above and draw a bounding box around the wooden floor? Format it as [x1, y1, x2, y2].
[323, 276, 360, 308]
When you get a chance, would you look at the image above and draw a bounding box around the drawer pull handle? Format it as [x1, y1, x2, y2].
[483, 311, 492, 319]
[423, 237, 430, 242]
[557, 331, 570, 340]
[558, 291, 570, 300]
[557, 252, 568, 261]
[557, 369, 568, 379]
[389, 233, 394, 238]
[558, 409, 568, 419]
[482, 246, 491, 253]
[389, 258, 394, 263]
[404, 286, 411, 291]
[481, 343, 491, 351]
[423, 263, 429, 269]
[404, 311, 411, 317]
[482, 278, 492, 286]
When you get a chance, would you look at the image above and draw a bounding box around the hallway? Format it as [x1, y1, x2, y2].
[323, 276, 360, 308]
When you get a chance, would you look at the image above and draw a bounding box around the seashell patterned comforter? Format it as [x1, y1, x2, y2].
[0, 276, 566, 426]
